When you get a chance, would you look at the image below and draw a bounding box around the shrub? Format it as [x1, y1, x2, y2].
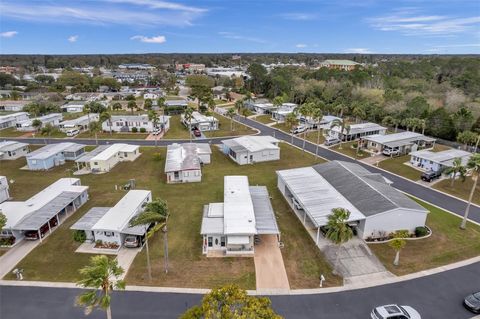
[131, 127, 138, 133]
[352, 142, 358, 149]
[0, 236, 15, 246]
[73, 230, 86, 243]
[415, 226, 429, 237]
[139, 127, 146, 133]
[152, 153, 162, 161]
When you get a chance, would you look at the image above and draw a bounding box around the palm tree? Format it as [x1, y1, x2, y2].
[31, 119, 43, 134]
[184, 106, 194, 143]
[234, 100, 243, 114]
[444, 158, 467, 187]
[285, 112, 298, 145]
[89, 121, 102, 146]
[461, 154, 480, 230]
[311, 107, 323, 157]
[40, 123, 55, 144]
[83, 103, 91, 123]
[129, 199, 169, 280]
[127, 100, 137, 114]
[352, 105, 366, 124]
[325, 208, 354, 274]
[334, 103, 345, 117]
[76, 255, 125, 319]
[111, 102, 122, 111]
[148, 110, 160, 148]
[100, 111, 112, 135]
[272, 96, 284, 125]
[329, 119, 350, 150]
[297, 103, 313, 151]
[419, 119, 427, 135]
[388, 237, 406, 266]
[157, 97, 165, 116]
[226, 108, 236, 131]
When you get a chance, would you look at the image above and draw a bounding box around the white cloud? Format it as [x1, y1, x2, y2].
[0, 31, 18, 38]
[367, 10, 480, 36]
[295, 44, 307, 48]
[0, 1, 206, 27]
[345, 48, 373, 54]
[280, 13, 316, 21]
[131, 35, 166, 43]
[68, 35, 79, 43]
[218, 32, 266, 44]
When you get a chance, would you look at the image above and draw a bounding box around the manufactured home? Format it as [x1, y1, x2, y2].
[361, 132, 436, 155]
[181, 111, 219, 131]
[16, 113, 63, 132]
[164, 143, 212, 184]
[75, 143, 141, 173]
[0, 100, 28, 112]
[410, 149, 472, 173]
[26, 142, 86, 170]
[58, 114, 99, 132]
[102, 114, 170, 133]
[0, 176, 10, 204]
[0, 141, 29, 160]
[328, 122, 387, 141]
[0, 112, 29, 130]
[222, 136, 280, 165]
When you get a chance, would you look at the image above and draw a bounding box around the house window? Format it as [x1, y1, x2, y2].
[124, 152, 128, 157]
[94, 162, 98, 165]
[229, 149, 237, 159]
[31, 160, 37, 164]
[208, 237, 213, 247]
[104, 231, 113, 237]
[371, 143, 377, 147]
[220, 236, 226, 247]
[185, 171, 189, 177]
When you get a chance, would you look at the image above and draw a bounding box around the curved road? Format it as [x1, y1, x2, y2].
[1, 116, 480, 319]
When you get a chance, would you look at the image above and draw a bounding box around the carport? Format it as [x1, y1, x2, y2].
[250, 186, 280, 239]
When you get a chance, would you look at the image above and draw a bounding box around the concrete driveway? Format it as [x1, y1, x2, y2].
[0, 240, 39, 279]
[253, 235, 290, 292]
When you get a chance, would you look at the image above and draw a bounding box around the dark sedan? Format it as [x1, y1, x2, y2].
[464, 291, 480, 313]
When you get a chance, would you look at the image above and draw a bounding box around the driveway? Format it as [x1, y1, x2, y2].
[253, 235, 290, 292]
[0, 240, 39, 279]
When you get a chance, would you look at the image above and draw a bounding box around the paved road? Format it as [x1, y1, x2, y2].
[3, 115, 480, 225]
[1, 260, 479, 318]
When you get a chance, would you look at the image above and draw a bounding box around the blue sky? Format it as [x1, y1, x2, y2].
[0, 0, 479, 54]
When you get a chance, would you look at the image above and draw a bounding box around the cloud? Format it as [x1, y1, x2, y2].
[0, 31, 18, 38]
[345, 48, 373, 54]
[68, 35, 79, 43]
[130, 35, 166, 43]
[367, 10, 480, 36]
[295, 44, 307, 48]
[218, 32, 266, 44]
[0, 1, 206, 27]
[280, 13, 316, 21]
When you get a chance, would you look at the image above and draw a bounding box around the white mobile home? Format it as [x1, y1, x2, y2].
[62, 101, 88, 113]
[102, 114, 170, 133]
[222, 136, 280, 165]
[75, 143, 141, 173]
[164, 143, 212, 184]
[16, 113, 63, 131]
[200, 176, 279, 257]
[0, 101, 28, 112]
[271, 103, 297, 122]
[277, 161, 428, 242]
[0, 141, 29, 160]
[0, 178, 89, 245]
[181, 111, 219, 131]
[328, 122, 387, 141]
[58, 114, 100, 132]
[71, 190, 152, 249]
[410, 149, 472, 173]
[0, 112, 29, 130]
[362, 132, 436, 155]
[0, 176, 10, 203]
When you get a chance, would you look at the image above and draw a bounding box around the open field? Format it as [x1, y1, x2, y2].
[369, 198, 480, 276]
[162, 115, 191, 139]
[0, 143, 339, 288]
[202, 114, 257, 138]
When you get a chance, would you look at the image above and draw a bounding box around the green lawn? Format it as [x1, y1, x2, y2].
[162, 115, 191, 139]
[255, 115, 274, 124]
[369, 198, 480, 276]
[0, 143, 339, 288]
[331, 141, 369, 159]
[272, 123, 326, 146]
[203, 115, 256, 138]
[434, 177, 480, 206]
[76, 131, 149, 140]
[377, 155, 421, 181]
[0, 128, 27, 138]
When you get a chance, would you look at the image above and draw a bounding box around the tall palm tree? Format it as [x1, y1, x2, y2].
[461, 154, 480, 229]
[127, 100, 137, 114]
[129, 199, 169, 280]
[352, 105, 366, 124]
[89, 121, 102, 146]
[297, 103, 313, 151]
[40, 123, 55, 145]
[311, 107, 323, 158]
[285, 112, 298, 145]
[325, 208, 353, 274]
[444, 158, 467, 187]
[272, 96, 284, 125]
[76, 255, 125, 319]
[184, 106, 194, 143]
[148, 110, 160, 147]
[419, 119, 427, 135]
[226, 107, 236, 131]
[100, 111, 112, 135]
[83, 103, 92, 123]
[329, 119, 350, 150]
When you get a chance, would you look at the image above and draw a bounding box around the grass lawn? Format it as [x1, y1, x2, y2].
[203, 115, 256, 138]
[369, 198, 480, 276]
[272, 123, 326, 146]
[0, 143, 339, 288]
[255, 115, 275, 124]
[162, 115, 191, 139]
[76, 131, 149, 140]
[331, 141, 369, 159]
[0, 128, 27, 138]
[434, 177, 480, 206]
[377, 155, 420, 181]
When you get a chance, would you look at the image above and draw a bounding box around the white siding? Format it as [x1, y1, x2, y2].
[360, 208, 428, 239]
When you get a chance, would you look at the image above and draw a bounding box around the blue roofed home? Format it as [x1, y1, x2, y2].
[26, 142, 86, 170]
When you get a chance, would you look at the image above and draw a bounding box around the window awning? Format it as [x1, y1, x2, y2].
[228, 235, 250, 245]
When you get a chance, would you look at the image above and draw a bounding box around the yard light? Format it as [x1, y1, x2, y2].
[319, 274, 325, 287]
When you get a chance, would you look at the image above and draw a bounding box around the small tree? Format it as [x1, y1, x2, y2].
[76, 255, 125, 319]
[111, 102, 122, 111]
[127, 100, 137, 114]
[40, 123, 56, 144]
[444, 157, 467, 187]
[143, 98, 153, 110]
[180, 284, 281, 319]
[285, 112, 298, 145]
[32, 119, 43, 132]
[325, 208, 353, 274]
[388, 231, 408, 266]
[89, 121, 102, 145]
[100, 111, 112, 135]
[148, 110, 160, 147]
[329, 119, 350, 150]
[184, 106, 194, 143]
[226, 108, 236, 131]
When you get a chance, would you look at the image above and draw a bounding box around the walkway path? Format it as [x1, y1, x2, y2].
[0, 241, 39, 279]
[253, 235, 290, 293]
[116, 247, 142, 280]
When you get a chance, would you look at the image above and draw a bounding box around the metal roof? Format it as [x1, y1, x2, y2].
[164, 143, 204, 172]
[0, 141, 28, 152]
[89, 143, 139, 162]
[250, 186, 279, 235]
[223, 176, 257, 235]
[75, 145, 110, 163]
[222, 136, 279, 153]
[59, 114, 99, 128]
[410, 149, 472, 166]
[277, 167, 364, 227]
[91, 190, 151, 232]
[200, 204, 225, 235]
[331, 122, 386, 135]
[364, 132, 435, 146]
[26, 143, 86, 160]
[70, 207, 110, 231]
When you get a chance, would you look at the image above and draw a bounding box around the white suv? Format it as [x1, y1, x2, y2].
[371, 304, 421, 319]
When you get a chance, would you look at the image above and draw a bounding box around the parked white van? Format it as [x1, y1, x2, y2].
[66, 129, 80, 137]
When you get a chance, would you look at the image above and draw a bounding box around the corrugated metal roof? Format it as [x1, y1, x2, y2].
[410, 149, 472, 166]
[75, 145, 110, 163]
[224, 176, 257, 235]
[0, 141, 28, 152]
[70, 207, 110, 231]
[26, 143, 85, 160]
[222, 136, 279, 153]
[331, 122, 386, 135]
[250, 186, 279, 235]
[165, 143, 204, 172]
[90, 143, 139, 162]
[200, 204, 224, 235]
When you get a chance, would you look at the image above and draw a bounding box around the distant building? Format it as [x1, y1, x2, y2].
[16, 113, 63, 131]
[361, 132, 436, 155]
[319, 59, 361, 71]
[0, 100, 28, 112]
[103, 114, 170, 133]
[62, 101, 88, 113]
[0, 112, 29, 130]
[328, 122, 387, 141]
[0, 141, 29, 160]
[118, 63, 155, 70]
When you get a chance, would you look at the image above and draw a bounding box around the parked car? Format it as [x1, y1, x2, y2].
[291, 125, 307, 134]
[292, 197, 303, 211]
[193, 128, 201, 137]
[464, 291, 480, 313]
[66, 129, 80, 137]
[124, 235, 140, 248]
[24, 223, 50, 240]
[152, 128, 161, 136]
[371, 304, 421, 319]
[421, 170, 442, 182]
[382, 148, 400, 157]
[324, 137, 341, 146]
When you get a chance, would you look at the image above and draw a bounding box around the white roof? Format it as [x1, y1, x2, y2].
[165, 143, 205, 172]
[91, 190, 151, 232]
[277, 167, 365, 227]
[0, 178, 86, 229]
[331, 122, 386, 135]
[26, 142, 86, 160]
[90, 143, 139, 162]
[0, 141, 28, 152]
[0, 112, 29, 124]
[223, 176, 257, 235]
[222, 136, 279, 153]
[59, 114, 99, 127]
[410, 149, 472, 166]
[364, 132, 435, 144]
